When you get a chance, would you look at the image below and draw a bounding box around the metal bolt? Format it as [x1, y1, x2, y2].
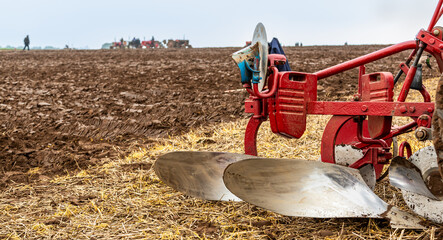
[409, 106, 416, 113]
[415, 127, 432, 141]
[430, 38, 436, 44]
[399, 105, 407, 113]
[434, 29, 440, 36]
[428, 107, 434, 113]
[361, 105, 368, 112]
[415, 129, 426, 140]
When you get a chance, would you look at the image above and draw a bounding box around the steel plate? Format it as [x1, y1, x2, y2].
[154, 151, 253, 201]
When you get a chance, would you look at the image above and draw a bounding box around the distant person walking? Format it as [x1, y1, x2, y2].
[23, 35, 30, 51]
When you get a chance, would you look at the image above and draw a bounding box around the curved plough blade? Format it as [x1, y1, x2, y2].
[154, 151, 253, 201]
[335, 145, 376, 189]
[223, 158, 425, 229]
[389, 156, 439, 200]
[389, 146, 443, 223]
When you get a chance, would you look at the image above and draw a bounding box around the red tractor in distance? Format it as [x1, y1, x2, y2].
[110, 41, 127, 49]
[166, 39, 192, 48]
[141, 40, 164, 49]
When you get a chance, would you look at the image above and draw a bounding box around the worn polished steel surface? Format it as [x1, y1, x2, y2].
[335, 145, 376, 189]
[389, 156, 439, 200]
[223, 158, 424, 228]
[391, 146, 443, 223]
[154, 151, 253, 201]
[251, 22, 268, 92]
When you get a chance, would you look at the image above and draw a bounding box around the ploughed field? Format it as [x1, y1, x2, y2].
[0, 47, 441, 239]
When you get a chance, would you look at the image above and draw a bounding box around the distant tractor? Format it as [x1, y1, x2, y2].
[129, 38, 141, 48]
[166, 39, 192, 48]
[110, 41, 127, 49]
[141, 40, 164, 49]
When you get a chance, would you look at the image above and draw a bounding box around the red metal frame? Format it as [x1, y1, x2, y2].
[399, 141, 413, 158]
[242, 0, 443, 174]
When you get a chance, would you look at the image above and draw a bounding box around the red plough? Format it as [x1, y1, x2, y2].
[154, 0, 443, 228]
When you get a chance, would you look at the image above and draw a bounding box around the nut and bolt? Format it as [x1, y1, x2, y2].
[434, 29, 440, 36]
[416, 129, 425, 139]
[361, 105, 368, 112]
[415, 127, 432, 141]
[399, 105, 408, 113]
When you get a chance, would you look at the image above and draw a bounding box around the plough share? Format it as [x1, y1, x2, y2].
[155, 0, 443, 228]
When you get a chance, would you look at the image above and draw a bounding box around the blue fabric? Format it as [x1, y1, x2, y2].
[237, 60, 252, 84]
[268, 38, 291, 71]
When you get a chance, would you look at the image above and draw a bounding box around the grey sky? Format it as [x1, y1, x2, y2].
[0, 0, 441, 49]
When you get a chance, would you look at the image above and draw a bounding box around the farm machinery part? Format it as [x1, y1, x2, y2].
[165, 39, 192, 48]
[154, 0, 443, 228]
[129, 38, 142, 48]
[110, 41, 127, 49]
[141, 37, 165, 49]
[109, 38, 166, 49]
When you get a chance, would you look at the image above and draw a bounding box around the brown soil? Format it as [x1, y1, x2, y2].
[434, 75, 443, 176]
[0, 46, 440, 188]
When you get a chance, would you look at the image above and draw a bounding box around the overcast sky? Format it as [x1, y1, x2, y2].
[0, 0, 441, 49]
